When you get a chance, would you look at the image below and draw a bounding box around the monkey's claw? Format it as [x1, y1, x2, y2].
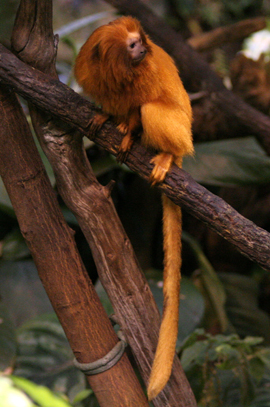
[150, 153, 174, 186]
[116, 134, 134, 163]
[88, 113, 109, 136]
[149, 166, 167, 185]
[116, 149, 129, 163]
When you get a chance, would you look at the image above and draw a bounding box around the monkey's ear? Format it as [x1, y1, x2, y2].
[140, 31, 152, 55]
[92, 42, 100, 60]
[140, 29, 147, 45]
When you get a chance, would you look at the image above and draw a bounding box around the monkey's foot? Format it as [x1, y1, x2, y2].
[116, 134, 134, 163]
[150, 153, 174, 185]
[88, 113, 109, 136]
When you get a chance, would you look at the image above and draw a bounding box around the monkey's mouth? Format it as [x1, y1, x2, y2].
[132, 50, 147, 65]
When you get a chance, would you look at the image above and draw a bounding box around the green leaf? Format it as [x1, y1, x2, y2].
[249, 356, 266, 383]
[180, 328, 207, 350]
[183, 137, 270, 186]
[242, 337, 264, 347]
[218, 273, 270, 341]
[181, 340, 210, 370]
[72, 388, 93, 405]
[251, 368, 270, 406]
[11, 376, 72, 407]
[256, 348, 270, 370]
[183, 232, 229, 332]
[237, 365, 256, 407]
[0, 377, 34, 407]
[216, 344, 242, 370]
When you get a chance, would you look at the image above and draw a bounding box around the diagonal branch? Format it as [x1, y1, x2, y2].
[187, 17, 266, 52]
[0, 44, 269, 271]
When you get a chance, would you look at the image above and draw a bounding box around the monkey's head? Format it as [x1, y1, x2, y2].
[87, 17, 151, 83]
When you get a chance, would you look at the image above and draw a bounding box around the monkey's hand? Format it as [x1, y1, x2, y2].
[88, 113, 109, 137]
[150, 153, 174, 186]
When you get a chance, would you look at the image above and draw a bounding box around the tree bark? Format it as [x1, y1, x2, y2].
[6, 1, 198, 406]
[0, 45, 269, 272]
[0, 85, 149, 407]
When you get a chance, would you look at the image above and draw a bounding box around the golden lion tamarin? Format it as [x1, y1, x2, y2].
[74, 16, 193, 400]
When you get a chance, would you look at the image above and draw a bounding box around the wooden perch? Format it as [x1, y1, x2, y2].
[0, 44, 269, 272]
[188, 17, 266, 52]
[8, 2, 197, 405]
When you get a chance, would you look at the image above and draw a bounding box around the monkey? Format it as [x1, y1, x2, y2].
[74, 16, 194, 400]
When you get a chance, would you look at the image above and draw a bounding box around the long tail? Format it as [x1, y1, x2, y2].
[147, 193, 182, 400]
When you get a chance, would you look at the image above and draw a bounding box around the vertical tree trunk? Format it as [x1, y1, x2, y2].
[0, 88, 148, 406]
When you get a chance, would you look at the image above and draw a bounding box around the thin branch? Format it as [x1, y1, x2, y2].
[0, 44, 269, 271]
[188, 17, 266, 52]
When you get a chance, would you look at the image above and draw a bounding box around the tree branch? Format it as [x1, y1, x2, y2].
[0, 44, 269, 271]
[188, 17, 266, 52]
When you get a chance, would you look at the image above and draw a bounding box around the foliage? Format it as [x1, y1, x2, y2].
[0, 307, 97, 406]
[0, 376, 34, 407]
[0, 375, 93, 407]
[183, 137, 270, 187]
[7, 376, 73, 407]
[181, 329, 270, 407]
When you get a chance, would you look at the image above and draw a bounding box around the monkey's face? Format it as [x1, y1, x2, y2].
[126, 33, 147, 65]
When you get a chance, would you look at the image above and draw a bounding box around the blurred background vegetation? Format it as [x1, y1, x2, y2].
[1, 0, 270, 406]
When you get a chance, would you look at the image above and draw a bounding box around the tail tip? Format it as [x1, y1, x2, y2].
[147, 376, 168, 401]
[147, 384, 160, 401]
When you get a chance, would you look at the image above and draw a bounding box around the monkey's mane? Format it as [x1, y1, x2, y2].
[91, 17, 151, 87]
[75, 16, 163, 116]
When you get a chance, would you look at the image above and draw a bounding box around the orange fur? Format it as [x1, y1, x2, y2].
[74, 16, 193, 400]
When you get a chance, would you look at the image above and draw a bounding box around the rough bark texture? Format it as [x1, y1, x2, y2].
[0, 45, 269, 273]
[0, 86, 149, 407]
[6, 1, 197, 406]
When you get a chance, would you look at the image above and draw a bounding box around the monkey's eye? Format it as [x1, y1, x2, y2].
[129, 42, 136, 49]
